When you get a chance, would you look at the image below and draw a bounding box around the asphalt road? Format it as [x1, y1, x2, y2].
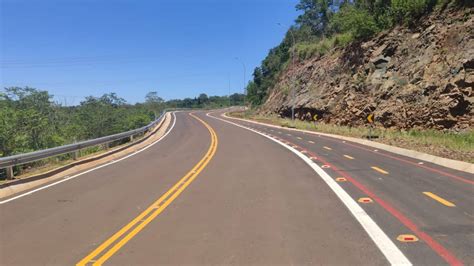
[0, 110, 472, 265]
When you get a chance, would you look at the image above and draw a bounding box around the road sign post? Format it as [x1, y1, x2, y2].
[367, 114, 374, 140]
[313, 114, 318, 127]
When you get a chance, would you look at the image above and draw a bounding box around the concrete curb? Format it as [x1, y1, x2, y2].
[223, 113, 474, 174]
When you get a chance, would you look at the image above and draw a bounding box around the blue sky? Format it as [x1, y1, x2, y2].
[1, 0, 299, 104]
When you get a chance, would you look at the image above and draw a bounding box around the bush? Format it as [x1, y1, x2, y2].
[455, 0, 474, 6]
[333, 33, 354, 47]
[296, 38, 335, 60]
[330, 5, 380, 40]
[391, 0, 438, 24]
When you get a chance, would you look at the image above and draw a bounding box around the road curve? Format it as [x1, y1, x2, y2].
[215, 110, 473, 265]
[0, 110, 472, 265]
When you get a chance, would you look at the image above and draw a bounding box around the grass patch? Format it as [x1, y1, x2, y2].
[295, 33, 355, 60]
[229, 111, 474, 163]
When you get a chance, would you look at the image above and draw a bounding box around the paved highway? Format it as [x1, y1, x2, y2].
[0, 110, 473, 265]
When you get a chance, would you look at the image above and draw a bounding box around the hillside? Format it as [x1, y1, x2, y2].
[258, 6, 473, 132]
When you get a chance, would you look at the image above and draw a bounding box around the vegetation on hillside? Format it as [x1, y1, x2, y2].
[246, 0, 470, 106]
[0, 87, 244, 158]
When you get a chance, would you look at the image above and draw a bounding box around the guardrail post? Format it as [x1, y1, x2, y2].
[72, 138, 79, 160]
[72, 150, 79, 160]
[130, 135, 134, 142]
[6, 166, 14, 180]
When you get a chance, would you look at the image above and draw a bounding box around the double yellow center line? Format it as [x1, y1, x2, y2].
[77, 113, 218, 266]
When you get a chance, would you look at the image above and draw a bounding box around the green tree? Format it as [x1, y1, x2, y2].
[390, 0, 438, 25]
[197, 93, 209, 105]
[330, 4, 380, 39]
[229, 93, 245, 105]
[0, 97, 19, 156]
[145, 91, 165, 117]
[296, 0, 334, 36]
[2, 87, 63, 153]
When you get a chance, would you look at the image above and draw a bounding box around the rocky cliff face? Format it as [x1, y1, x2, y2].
[261, 7, 473, 131]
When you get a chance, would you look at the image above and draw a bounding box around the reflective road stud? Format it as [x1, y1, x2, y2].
[358, 197, 373, 203]
[397, 234, 419, 242]
[335, 177, 347, 182]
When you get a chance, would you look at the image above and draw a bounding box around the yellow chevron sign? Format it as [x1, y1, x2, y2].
[367, 114, 374, 123]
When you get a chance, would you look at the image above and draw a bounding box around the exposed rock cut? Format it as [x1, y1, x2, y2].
[261, 7, 473, 131]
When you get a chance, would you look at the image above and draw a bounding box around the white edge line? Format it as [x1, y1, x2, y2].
[0, 112, 178, 205]
[207, 112, 412, 266]
[222, 113, 474, 175]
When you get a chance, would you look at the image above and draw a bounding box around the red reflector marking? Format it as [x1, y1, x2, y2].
[397, 234, 419, 242]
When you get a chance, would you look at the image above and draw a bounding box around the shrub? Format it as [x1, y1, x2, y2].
[330, 5, 380, 40]
[333, 33, 354, 47]
[391, 0, 438, 25]
[296, 37, 335, 60]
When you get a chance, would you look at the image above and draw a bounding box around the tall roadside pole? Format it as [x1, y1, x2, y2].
[234, 57, 246, 106]
[228, 73, 232, 107]
[277, 23, 296, 121]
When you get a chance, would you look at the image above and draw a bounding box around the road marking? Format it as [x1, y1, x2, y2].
[323, 146, 332, 150]
[208, 113, 411, 265]
[77, 113, 218, 266]
[223, 114, 474, 186]
[286, 133, 292, 136]
[0, 112, 178, 205]
[308, 141, 315, 144]
[278, 131, 282, 134]
[423, 192, 456, 207]
[371, 166, 389, 175]
[358, 197, 373, 203]
[343, 155, 354, 160]
[397, 234, 419, 242]
[296, 137, 302, 140]
[219, 113, 463, 266]
[464, 212, 474, 219]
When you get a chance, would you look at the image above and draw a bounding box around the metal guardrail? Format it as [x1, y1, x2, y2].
[0, 110, 169, 178]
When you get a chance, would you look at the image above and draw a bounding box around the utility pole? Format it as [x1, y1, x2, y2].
[277, 23, 296, 121]
[234, 57, 246, 106]
[228, 73, 231, 107]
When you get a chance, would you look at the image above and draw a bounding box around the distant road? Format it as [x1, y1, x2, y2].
[0, 110, 472, 265]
